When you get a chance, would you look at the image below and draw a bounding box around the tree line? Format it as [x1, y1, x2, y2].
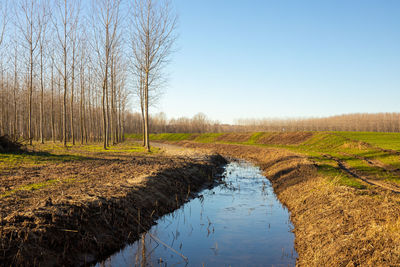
[125, 112, 223, 134]
[0, 0, 176, 151]
[125, 112, 400, 134]
[112, 112, 400, 135]
[234, 113, 400, 133]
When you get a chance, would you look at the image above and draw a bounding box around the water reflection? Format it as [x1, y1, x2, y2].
[98, 161, 297, 267]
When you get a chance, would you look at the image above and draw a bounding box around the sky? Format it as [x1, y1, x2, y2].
[153, 0, 400, 124]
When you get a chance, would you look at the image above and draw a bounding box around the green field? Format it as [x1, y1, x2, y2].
[129, 131, 400, 189]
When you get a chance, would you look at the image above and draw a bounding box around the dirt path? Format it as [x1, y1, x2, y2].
[154, 142, 210, 159]
[0, 143, 226, 266]
[323, 153, 400, 194]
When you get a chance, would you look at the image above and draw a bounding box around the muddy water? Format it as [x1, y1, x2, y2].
[97, 161, 297, 266]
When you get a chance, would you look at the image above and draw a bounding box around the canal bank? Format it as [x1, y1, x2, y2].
[99, 161, 297, 266]
[0, 150, 226, 266]
[164, 141, 400, 266]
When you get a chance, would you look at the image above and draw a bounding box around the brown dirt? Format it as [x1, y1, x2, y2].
[257, 132, 314, 145]
[165, 141, 400, 266]
[0, 145, 226, 266]
[215, 133, 253, 143]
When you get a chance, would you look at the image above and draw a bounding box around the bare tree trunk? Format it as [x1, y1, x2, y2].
[110, 55, 115, 145]
[144, 70, 150, 152]
[40, 45, 44, 144]
[80, 57, 84, 144]
[58, 76, 62, 142]
[63, 22, 67, 146]
[29, 39, 33, 145]
[139, 69, 145, 146]
[13, 49, 18, 140]
[141, 102, 145, 146]
[117, 86, 122, 142]
[0, 68, 3, 137]
[51, 56, 55, 142]
[87, 86, 91, 144]
[102, 66, 108, 149]
[106, 72, 110, 146]
[70, 44, 76, 145]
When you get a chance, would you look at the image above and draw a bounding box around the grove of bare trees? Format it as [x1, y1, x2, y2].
[1, 1, 400, 149]
[129, 0, 177, 151]
[0, 0, 177, 149]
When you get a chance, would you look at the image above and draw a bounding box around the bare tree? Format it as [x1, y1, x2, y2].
[92, 0, 122, 149]
[12, 41, 19, 140]
[130, 0, 177, 152]
[38, 1, 50, 144]
[0, 1, 8, 137]
[0, 0, 8, 48]
[16, 0, 42, 145]
[50, 49, 56, 142]
[70, 28, 77, 145]
[79, 34, 88, 144]
[53, 0, 80, 146]
[0, 0, 182, 145]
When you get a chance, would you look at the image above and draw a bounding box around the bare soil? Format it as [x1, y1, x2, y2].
[216, 133, 254, 143]
[257, 132, 314, 145]
[165, 140, 400, 266]
[0, 144, 226, 266]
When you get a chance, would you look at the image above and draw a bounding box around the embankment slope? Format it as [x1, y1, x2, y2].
[153, 135, 400, 266]
[0, 146, 226, 266]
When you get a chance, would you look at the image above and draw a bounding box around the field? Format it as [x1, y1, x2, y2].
[2, 132, 400, 265]
[131, 131, 400, 265]
[130, 131, 400, 192]
[0, 139, 226, 266]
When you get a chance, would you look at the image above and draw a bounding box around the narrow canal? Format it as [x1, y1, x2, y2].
[98, 161, 297, 266]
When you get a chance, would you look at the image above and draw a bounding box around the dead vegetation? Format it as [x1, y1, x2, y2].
[0, 135, 26, 153]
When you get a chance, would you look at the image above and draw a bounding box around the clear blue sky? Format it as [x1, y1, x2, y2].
[156, 0, 400, 124]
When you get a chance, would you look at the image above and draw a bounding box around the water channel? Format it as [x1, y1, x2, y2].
[97, 161, 297, 266]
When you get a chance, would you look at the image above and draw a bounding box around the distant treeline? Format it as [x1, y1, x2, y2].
[127, 112, 400, 134]
[4, 109, 400, 142]
[234, 113, 400, 133]
[126, 112, 223, 134]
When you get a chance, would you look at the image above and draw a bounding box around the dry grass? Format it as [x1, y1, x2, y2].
[282, 177, 400, 266]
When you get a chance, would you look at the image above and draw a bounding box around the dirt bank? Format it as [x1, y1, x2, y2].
[166, 141, 400, 266]
[0, 146, 226, 266]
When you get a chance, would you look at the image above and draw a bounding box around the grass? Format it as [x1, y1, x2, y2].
[246, 132, 268, 145]
[39, 142, 160, 154]
[338, 132, 400, 151]
[142, 131, 400, 189]
[150, 133, 195, 141]
[0, 140, 160, 170]
[0, 151, 87, 169]
[194, 133, 224, 143]
[5, 132, 398, 190]
[0, 179, 58, 198]
[0, 140, 163, 198]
